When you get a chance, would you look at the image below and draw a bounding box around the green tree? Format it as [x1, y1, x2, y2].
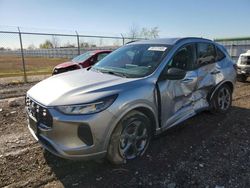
[39, 40, 53, 49]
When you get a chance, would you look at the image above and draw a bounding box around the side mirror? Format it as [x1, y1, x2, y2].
[161, 67, 186, 80]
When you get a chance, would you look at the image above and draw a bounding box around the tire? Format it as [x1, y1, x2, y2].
[107, 110, 152, 165]
[237, 74, 247, 82]
[210, 84, 232, 113]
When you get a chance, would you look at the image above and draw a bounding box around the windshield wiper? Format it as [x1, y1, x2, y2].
[99, 70, 128, 78]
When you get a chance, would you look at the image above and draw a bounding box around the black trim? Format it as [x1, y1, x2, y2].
[175, 37, 213, 45]
[215, 45, 226, 62]
[53, 65, 80, 75]
[38, 135, 58, 154]
[26, 97, 53, 128]
[77, 124, 94, 146]
[155, 83, 162, 128]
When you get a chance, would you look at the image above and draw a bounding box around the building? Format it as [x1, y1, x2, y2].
[214, 37, 250, 62]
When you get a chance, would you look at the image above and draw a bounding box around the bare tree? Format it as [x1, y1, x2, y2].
[140, 27, 159, 39]
[27, 44, 36, 50]
[63, 41, 75, 48]
[127, 24, 160, 39]
[51, 35, 60, 48]
[128, 24, 140, 39]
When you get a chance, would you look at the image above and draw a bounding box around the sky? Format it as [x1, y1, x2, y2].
[0, 0, 250, 48]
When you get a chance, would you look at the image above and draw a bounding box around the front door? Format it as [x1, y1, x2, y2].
[157, 43, 199, 129]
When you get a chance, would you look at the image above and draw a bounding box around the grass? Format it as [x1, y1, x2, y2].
[0, 55, 70, 78]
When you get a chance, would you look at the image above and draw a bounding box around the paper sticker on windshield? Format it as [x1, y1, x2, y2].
[148, 46, 167, 51]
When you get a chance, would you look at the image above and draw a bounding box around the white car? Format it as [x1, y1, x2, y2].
[237, 50, 250, 82]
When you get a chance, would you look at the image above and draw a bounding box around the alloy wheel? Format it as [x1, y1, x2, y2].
[217, 87, 231, 110]
[119, 120, 149, 159]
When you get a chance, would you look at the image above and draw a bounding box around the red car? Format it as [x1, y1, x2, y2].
[52, 50, 112, 75]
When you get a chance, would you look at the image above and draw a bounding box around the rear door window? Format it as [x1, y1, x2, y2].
[196, 43, 216, 66]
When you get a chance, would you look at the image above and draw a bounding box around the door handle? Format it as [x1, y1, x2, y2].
[210, 70, 221, 75]
[181, 78, 194, 83]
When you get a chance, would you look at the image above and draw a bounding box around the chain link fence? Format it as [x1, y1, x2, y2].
[0, 26, 143, 82]
[2, 26, 249, 83]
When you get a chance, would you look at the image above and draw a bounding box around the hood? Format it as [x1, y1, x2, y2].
[54, 61, 77, 69]
[27, 69, 138, 106]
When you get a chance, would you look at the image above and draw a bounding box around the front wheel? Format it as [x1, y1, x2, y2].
[107, 110, 152, 164]
[210, 84, 232, 113]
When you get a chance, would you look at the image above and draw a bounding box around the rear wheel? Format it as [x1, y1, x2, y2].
[210, 84, 232, 113]
[107, 110, 152, 164]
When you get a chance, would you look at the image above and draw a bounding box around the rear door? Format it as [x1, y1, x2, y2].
[157, 43, 199, 129]
[196, 42, 222, 95]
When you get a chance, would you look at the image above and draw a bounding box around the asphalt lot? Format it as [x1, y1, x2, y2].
[0, 80, 250, 188]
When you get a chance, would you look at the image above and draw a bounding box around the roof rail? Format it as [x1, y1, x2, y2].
[125, 40, 143, 45]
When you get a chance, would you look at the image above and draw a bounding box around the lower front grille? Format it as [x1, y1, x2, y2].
[77, 124, 94, 146]
[26, 96, 53, 128]
[38, 135, 58, 154]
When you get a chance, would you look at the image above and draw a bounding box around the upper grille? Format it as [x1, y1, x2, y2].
[26, 96, 53, 128]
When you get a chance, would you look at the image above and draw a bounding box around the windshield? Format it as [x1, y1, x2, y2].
[72, 51, 94, 63]
[93, 44, 170, 78]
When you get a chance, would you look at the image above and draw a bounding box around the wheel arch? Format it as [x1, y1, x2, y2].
[208, 80, 234, 102]
[104, 104, 158, 150]
[132, 106, 157, 135]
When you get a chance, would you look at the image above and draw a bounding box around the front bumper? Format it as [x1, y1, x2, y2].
[237, 66, 250, 76]
[26, 102, 115, 160]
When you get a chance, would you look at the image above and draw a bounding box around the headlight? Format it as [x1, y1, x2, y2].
[241, 56, 248, 64]
[56, 94, 118, 115]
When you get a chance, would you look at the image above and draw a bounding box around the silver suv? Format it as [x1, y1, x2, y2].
[26, 38, 236, 164]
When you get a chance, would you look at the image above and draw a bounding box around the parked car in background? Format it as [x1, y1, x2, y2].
[52, 50, 112, 75]
[26, 38, 236, 164]
[237, 50, 250, 82]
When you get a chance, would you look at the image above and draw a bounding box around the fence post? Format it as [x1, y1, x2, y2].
[120, 33, 125, 45]
[18, 27, 27, 83]
[230, 44, 235, 58]
[75, 31, 80, 55]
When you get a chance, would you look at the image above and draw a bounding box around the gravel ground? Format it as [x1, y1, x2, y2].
[0, 82, 37, 99]
[0, 80, 250, 188]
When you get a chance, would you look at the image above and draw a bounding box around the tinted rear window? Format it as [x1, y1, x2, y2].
[197, 43, 216, 66]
